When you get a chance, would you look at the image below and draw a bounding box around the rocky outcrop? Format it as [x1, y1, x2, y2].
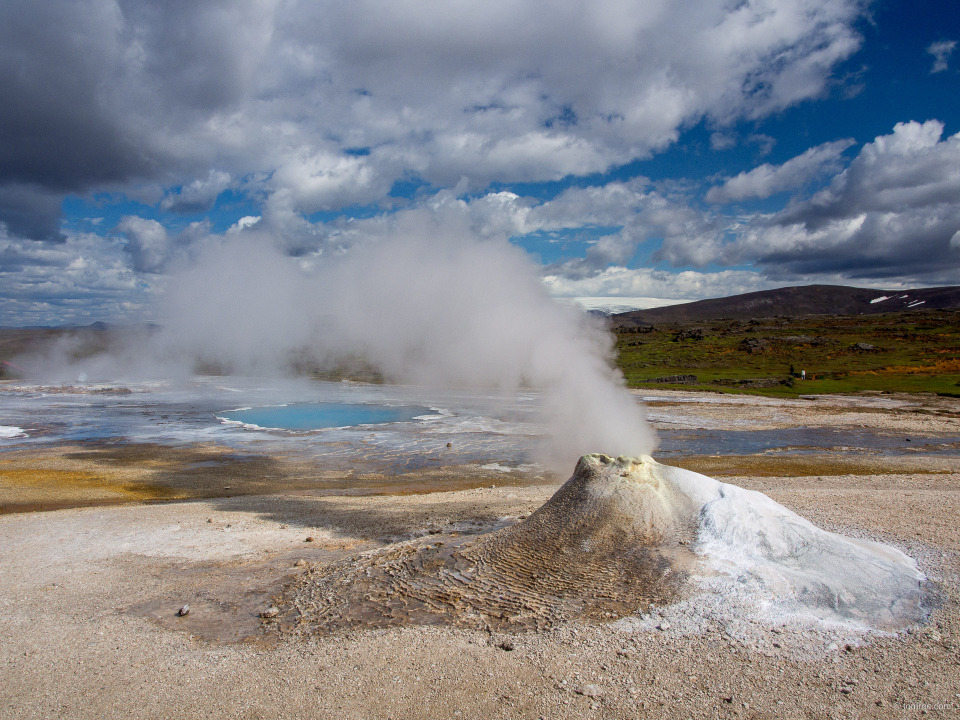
[672, 328, 704, 341]
[647, 375, 698, 384]
[739, 337, 770, 354]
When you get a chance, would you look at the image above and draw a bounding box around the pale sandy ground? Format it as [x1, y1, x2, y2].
[636, 388, 960, 434]
[2, 392, 960, 719]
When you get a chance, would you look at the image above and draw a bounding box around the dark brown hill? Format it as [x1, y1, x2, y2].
[611, 284, 960, 327]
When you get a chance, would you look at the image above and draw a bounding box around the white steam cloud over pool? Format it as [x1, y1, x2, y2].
[20, 209, 655, 471]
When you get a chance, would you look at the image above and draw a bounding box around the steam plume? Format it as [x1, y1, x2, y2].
[24, 208, 657, 469]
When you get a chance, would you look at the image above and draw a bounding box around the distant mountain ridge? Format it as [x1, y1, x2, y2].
[610, 284, 960, 326]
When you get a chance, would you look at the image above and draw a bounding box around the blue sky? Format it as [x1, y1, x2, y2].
[1, 0, 958, 325]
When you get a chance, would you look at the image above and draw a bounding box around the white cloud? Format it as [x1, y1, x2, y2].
[710, 132, 737, 151]
[8, 112, 960, 327]
[527, 179, 651, 229]
[271, 152, 386, 213]
[0, 228, 154, 325]
[114, 216, 218, 274]
[229, 216, 262, 233]
[1, 0, 869, 235]
[784, 120, 959, 220]
[115, 216, 171, 273]
[2, 0, 888, 324]
[543, 266, 779, 302]
[160, 170, 232, 213]
[456, 179, 731, 279]
[706, 138, 854, 203]
[927, 39, 957, 73]
[704, 121, 960, 278]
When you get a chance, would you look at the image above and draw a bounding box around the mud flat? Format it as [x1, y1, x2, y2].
[1, 391, 959, 719]
[0, 441, 545, 515]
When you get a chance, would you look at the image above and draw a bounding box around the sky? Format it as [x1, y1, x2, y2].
[1, 0, 958, 326]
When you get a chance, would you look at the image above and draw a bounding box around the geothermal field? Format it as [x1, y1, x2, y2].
[4, 0, 959, 716]
[1, 378, 959, 719]
[1, 236, 957, 719]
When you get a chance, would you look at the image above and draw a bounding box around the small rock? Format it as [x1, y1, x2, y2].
[446, 442, 452, 448]
[657, 621, 671, 631]
[840, 686, 853, 695]
[294, 559, 308, 567]
[576, 684, 603, 698]
[260, 607, 280, 618]
[305, 536, 314, 542]
[176, 605, 190, 617]
[498, 640, 515, 651]
[206, 519, 213, 523]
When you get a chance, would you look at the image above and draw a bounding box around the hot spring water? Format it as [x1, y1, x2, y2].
[217, 402, 438, 430]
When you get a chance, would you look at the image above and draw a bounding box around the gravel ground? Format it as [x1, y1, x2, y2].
[2, 391, 959, 719]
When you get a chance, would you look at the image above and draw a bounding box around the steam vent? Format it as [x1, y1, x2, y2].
[277, 455, 925, 637]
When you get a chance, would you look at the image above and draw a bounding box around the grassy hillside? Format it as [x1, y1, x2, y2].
[614, 309, 960, 397]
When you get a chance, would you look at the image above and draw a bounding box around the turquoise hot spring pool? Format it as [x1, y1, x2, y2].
[217, 402, 438, 430]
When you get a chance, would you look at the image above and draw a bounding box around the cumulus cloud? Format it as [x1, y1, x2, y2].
[526, 180, 652, 230]
[0, 227, 151, 325]
[114, 216, 217, 273]
[455, 178, 731, 280]
[927, 40, 957, 73]
[543, 231, 641, 281]
[0, 0, 868, 237]
[115, 217, 171, 273]
[706, 139, 854, 203]
[710, 120, 960, 279]
[780, 121, 958, 222]
[543, 266, 780, 302]
[160, 171, 232, 213]
[710, 132, 738, 151]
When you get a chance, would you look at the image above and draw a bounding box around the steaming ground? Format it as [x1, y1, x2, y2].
[1, 391, 959, 718]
